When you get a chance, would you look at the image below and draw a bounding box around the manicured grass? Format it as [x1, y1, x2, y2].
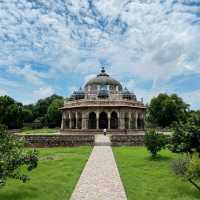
[113, 147, 200, 200]
[18, 128, 59, 135]
[0, 147, 92, 200]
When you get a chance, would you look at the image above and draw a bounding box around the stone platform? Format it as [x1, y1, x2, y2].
[61, 128, 145, 135]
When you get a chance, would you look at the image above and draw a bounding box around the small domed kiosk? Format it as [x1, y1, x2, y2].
[60, 68, 146, 134]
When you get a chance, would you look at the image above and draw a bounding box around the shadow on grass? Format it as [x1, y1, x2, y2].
[176, 183, 200, 199]
[0, 185, 39, 200]
[145, 154, 172, 162]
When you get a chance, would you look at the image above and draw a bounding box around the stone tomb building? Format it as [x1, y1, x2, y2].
[60, 68, 146, 134]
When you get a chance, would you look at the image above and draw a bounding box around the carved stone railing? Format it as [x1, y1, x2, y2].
[61, 99, 146, 109]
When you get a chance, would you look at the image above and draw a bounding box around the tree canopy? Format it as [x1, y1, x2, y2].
[47, 98, 64, 128]
[0, 94, 64, 129]
[169, 117, 200, 156]
[0, 96, 23, 129]
[147, 93, 189, 128]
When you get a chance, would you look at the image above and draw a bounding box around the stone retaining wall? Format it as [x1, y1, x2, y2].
[61, 129, 145, 135]
[16, 134, 95, 147]
[111, 134, 144, 146]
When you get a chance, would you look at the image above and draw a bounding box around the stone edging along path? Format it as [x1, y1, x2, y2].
[70, 135, 127, 200]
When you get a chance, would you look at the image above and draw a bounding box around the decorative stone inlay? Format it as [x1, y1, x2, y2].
[61, 99, 145, 109]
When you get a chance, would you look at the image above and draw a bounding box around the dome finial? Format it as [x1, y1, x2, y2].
[97, 66, 109, 77]
[101, 67, 105, 73]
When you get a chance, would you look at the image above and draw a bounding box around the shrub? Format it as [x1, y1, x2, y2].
[171, 156, 200, 191]
[144, 129, 167, 157]
[0, 124, 38, 187]
[171, 157, 190, 177]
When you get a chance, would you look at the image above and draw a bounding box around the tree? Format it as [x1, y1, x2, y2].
[171, 156, 200, 191]
[147, 93, 189, 128]
[22, 108, 34, 123]
[0, 94, 64, 129]
[33, 94, 64, 126]
[169, 121, 200, 157]
[47, 99, 64, 128]
[144, 129, 167, 157]
[0, 96, 24, 129]
[0, 125, 38, 187]
[188, 110, 200, 127]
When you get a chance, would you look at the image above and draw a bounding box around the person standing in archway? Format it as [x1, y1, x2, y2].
[103, 128, 107, 136]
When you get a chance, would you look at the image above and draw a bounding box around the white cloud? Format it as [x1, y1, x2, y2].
[1, 0, 199, 81]
[7, 65, 49, 85]
[84, 74, 96, 84]
[0, 0, 200, 108]
[0, 88, 7, 96]
[0, 77, 21, 88]
[180, 89, 200, 110]
[32, 86, 54, 101]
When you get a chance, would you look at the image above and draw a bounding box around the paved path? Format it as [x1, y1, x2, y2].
[70, 135, 127, 200]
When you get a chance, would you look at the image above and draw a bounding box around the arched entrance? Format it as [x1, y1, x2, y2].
[88, 112, 97, 129]
[65, 113, 70, 129]
[137, 114, 144, 129]
[71, 112, 76, 129]
[130, 113, 136, 129]
[124, 112, 129, 129]
[77, 112, 82, 129]
[110, 111, 118, 129]
[99, 112, 108, 129]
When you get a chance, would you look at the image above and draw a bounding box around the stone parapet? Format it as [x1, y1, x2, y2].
[111, 134, 144, 146]
[16, 134, 95, 147]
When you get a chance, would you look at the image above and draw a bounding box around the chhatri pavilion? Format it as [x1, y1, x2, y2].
[60, 68, 146, 134]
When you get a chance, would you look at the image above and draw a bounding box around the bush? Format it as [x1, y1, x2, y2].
[144, 129, 167, 157]
[0, 124, 38, 187]
[171, 156, 200, 191]
[171, 157, 190, 177]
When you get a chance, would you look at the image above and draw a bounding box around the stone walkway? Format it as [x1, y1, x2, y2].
[70, 135, 127, 200]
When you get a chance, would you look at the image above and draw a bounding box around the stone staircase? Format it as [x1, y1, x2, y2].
[95, 134, 111, 146]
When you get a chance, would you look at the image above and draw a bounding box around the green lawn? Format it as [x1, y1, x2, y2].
[0, 147, 92, 200]
[18, 128, 59, 135]
[113, 147, 200, 200]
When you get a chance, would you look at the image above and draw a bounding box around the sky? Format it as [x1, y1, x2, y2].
[0, 0, 200, 109]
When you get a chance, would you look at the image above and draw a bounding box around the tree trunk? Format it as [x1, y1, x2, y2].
[188, 178, 200, 191]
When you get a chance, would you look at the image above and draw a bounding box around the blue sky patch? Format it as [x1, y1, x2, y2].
[0, 0, 199, 109]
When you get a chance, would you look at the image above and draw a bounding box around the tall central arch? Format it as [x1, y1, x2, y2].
[88, 112, 97, 129]
[99, 112, 108, 129]
[110, 111, 118, 129]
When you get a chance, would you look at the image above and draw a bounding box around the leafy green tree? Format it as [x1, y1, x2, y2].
[169, 122, 200, 157]
[171, 155, 200, 191]
[147, 93, 189, 128]
[144, 129, 167, 157]
[0, 96, 23, 129]
[47, 99, 64, 128]
[22, 108, 34, 123]
[188, 110, 200, 127]
[0, 125, 38, 187]
[0, 94, 64, 129]
[33, 94, 64, 126]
